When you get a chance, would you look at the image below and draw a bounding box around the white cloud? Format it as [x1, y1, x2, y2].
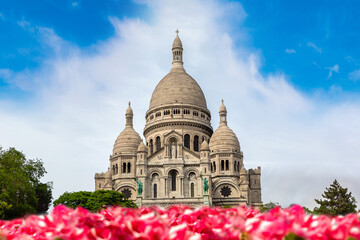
[72, 2, 79, 7]
[285, 49, 296, 54]
[1, 0, 360, 210]
[349, 69, 360, 82]
[327, 64, 339, 79]
[307, 42, 322, 53]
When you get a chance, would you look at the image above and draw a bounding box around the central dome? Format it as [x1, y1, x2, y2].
[149, 67, 207, 110]
[148, 33, 207, 111]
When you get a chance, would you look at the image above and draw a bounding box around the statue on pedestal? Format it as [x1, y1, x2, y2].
[136, 179, 143, 195]
[203, 178, 209, 194]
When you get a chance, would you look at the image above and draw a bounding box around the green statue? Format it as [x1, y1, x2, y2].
[203, 178, 209, 194]
[136, 179, 143, 195]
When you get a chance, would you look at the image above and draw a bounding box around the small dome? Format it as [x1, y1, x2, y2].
[209, 124, 240, 152]
[172, 32, 183, 49]
[219, 99, 227, 113]
[126, 102, 133, 115]
[137, 141, 147, 152]
[200, 140, 209, 151]
[113, 127, 142, 155]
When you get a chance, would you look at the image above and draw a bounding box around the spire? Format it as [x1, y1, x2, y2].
[219, 99, 227, 125]
[125, 102, 133, 127]
[172, 29, 183, 69]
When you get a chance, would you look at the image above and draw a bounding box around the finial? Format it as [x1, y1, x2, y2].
[175, 29, 179, 36]
[221, 99, 224, 104]
[128, 101, 131, 106]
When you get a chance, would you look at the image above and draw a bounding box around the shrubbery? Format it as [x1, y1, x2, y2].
[53, 190, 137, 211]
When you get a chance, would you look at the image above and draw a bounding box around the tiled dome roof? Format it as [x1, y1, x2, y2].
[149, 67, 207, 110]
[209, 124, 240, 152]
[172, 34, 183, 49]
[137, 141, 147, 152]
[200, 140, 210, 151]
[113, 127, 141, 155]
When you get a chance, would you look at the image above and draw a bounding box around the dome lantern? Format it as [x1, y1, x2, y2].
[172, 29, 183, 68]
[125, 101, 133, 127]
[219, 99, 227, 125]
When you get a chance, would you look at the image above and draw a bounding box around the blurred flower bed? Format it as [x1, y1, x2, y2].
[1, 205, 360, 240]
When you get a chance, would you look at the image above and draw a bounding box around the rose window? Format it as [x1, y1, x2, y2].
[122, 189, 132, 199]
[220, 186, 231, 197]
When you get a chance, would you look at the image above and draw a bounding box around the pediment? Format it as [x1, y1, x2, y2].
[182, 147, 200, 161]
[148, 147, 165, 163]
[163, 130, 183, 143]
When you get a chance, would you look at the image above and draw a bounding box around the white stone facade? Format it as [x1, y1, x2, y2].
[95, 33, 262, 207]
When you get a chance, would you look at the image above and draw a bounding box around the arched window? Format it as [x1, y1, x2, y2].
[99, 183, 101, 188]
[140, 169, 142, 175]
[112, 165, 115, 175]
[213, 162, 216, 172]
[221, 160, 224, 171]
[152, 173, 159, 181]
[156, 136, 161, 151]
[170, 170, 177, 191]
[194, 135, 199, 152]
[184, 134, 190, 149]
[205, 168, 206, 173]
[149, 139, 153, 154]
[122, 163, 126, 173]
[237, 162, 240, 172]
[234, 161, 237, 172]
[154, 184, 157, 198]
[116, 164, 118, 174]
[211, 164, 213, 172]
[226, 160, 229, 170]
[127, 162, 131, 173]
[191, 183, 194, 197]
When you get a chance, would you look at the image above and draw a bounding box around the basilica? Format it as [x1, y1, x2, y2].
[94, 32, 262, 207]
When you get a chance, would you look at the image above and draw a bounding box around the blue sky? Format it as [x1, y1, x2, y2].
[2, 0, 360, 97]
[1, 0, 360, 208]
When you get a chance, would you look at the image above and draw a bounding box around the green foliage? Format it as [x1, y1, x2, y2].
[284, 233, 305, 240]
[313, 179, 357, 216]
[35, 182, 53, 214]
[260, 201, 281, 213]
[302, 206, 312, 214]
[53, 190, 137, 212]
[0, 201, 12, 219]
[0, 147, 52, 219]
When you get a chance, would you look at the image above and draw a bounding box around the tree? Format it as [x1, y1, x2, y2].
[260, 201, 281, 213]
[53, 190, 137, 212]
[0, 147, 52, 219]
[313, 179, 357, 216]
[35, 182, 53, 214]
[0, 201, 12, 219]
